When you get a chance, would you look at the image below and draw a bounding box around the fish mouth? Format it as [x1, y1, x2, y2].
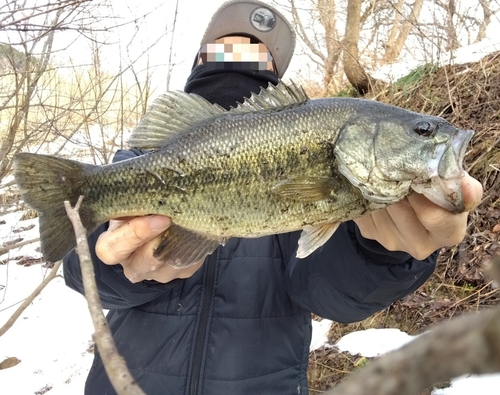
[411, 129, 474, 213]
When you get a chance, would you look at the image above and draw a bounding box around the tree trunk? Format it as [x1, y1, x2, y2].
[475, 0, 493, 43]
[445, 0, 460, 51]
[343, 0, 371, 94]
[317, 0, 341, 94]
[382, 0, 424, 64]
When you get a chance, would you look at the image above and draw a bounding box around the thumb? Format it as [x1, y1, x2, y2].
[96, 215, 171, 265]
[461, 173, 483, 212]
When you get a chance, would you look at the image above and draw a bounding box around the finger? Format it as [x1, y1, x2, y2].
[356, 199, 436, 259]
[406, 192, 449, 227]
[121, 240, 165, 282]
[386, 199, 430, 248]
[461, 172, 483, 212]
[373, 200, 429, 255]
[406, 192, 467, 248]
[125, 256, 204, 283]
[354, 207, 407, 252]
[96, 215, 171, 265]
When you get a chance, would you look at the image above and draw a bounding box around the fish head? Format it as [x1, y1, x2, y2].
[334, 105, 473, 213]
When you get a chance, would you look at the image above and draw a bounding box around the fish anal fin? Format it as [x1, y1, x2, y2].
[154, 224, 223, 268]
[271, 176, 338, 202]
[297, 223, 340, 259]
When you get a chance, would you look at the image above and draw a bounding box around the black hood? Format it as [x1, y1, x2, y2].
[184, 63, 280, 110]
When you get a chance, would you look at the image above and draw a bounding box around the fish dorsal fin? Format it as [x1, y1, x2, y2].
[128, 81, 308, 149]
[229, 80, 309, 113]
[128, 91, 226, 149]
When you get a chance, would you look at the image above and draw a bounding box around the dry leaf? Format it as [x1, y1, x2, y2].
[0, 357, 21, 370]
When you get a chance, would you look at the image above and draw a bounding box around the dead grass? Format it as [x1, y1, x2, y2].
[308, 52, 500, 391]
[20, 208, 38, 220]
[308, 347, 368, 393]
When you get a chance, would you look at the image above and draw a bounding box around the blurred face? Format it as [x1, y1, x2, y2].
[197, 35, 276, 73]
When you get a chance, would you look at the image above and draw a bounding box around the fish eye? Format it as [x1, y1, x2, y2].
[413, 120, 435, 137]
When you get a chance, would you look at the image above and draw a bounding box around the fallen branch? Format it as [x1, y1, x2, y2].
[64, 196, 145, 395]
[0, 238, 40, 256]
[0, 259, 62, 337]
[324, 258, 500, 395]
[0, 179, 16, 189]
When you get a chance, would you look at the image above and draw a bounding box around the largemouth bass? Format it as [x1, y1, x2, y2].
[13, 82, 473, 267]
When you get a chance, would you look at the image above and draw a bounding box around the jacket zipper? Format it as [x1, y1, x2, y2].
[187, 250, 218, 395]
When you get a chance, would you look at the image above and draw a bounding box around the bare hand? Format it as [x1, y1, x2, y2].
[353, 173, 483, 260]
[95, 215, 204, 283]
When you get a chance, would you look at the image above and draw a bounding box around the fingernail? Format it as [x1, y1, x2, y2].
[149, 215, 171, 231]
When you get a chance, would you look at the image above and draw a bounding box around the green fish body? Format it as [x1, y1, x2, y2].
[13, 82, 473, 267]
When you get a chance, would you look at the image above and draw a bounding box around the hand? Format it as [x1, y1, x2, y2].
[353, 173, 483, 260]
[95, 215, 204, 283]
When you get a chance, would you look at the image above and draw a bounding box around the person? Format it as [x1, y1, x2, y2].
[63, 1, 483, 394]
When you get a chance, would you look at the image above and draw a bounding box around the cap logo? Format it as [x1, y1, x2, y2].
[250, 7, 276, 32]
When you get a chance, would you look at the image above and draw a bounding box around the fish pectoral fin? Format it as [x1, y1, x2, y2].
[271, 176, 338, 202]
[297, 223, 340, 259]
[153, 224, 223, 268]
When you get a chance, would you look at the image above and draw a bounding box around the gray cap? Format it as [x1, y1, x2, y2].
[199, 0, 296, 77]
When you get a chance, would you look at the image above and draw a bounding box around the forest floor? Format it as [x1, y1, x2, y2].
[308, 51, 500, 393]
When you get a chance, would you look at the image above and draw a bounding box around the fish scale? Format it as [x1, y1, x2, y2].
[13, 81, 473, 267]
[121, 103, 360, 230]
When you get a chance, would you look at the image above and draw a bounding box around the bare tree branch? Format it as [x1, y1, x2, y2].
[0, 237, 40, 256]
[290, 0, 327, 64]
[0, 5, 63, 180]
[0, 260, 62, 337]
[475, 0, 494, 43]
[0, 0, 92, 31]
[166, 0, 179, 91]
[382, 0, 424, 64]
[64, 196, 146, 395]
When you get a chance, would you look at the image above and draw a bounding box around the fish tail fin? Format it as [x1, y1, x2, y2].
[13, 153, 98, 262]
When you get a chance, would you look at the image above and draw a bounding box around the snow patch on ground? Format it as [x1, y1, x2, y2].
[0, 263, 94, 395]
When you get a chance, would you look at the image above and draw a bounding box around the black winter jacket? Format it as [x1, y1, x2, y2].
[63, 65, 437, 395]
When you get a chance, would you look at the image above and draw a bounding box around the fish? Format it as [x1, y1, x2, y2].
[13, 81, 473, 267]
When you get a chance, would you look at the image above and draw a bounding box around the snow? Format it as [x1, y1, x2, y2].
[310, 320, 500, 394]
[371, 37, 500, 83]
[309, 319, 333, 352]
[432, 374, 500, 395]
[1, 170, 95, 395]
[335, 328, 415, 358]
[0, 259, 94, 394]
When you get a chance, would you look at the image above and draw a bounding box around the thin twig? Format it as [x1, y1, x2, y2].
[0, 259, 62, 337]
[64, 196, 145, 395]
[0, 237, 40, 256]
